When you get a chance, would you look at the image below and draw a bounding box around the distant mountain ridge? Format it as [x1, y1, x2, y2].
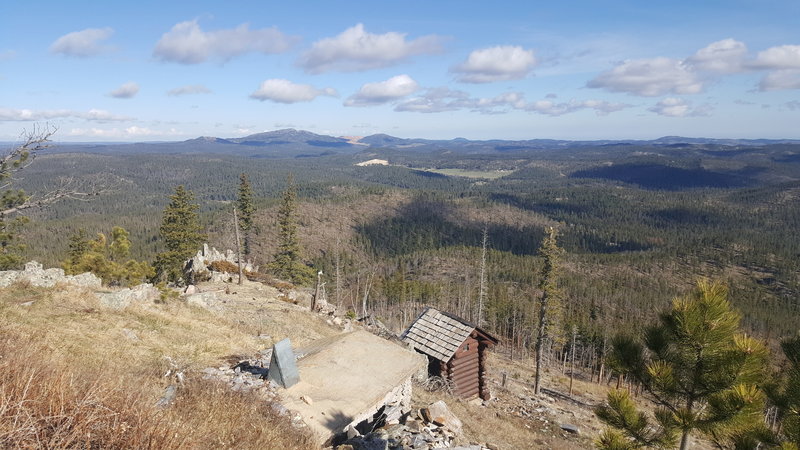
[47, 128, 800, 157]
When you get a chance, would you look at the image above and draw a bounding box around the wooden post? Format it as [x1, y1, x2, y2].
[233, 206, 244, 285]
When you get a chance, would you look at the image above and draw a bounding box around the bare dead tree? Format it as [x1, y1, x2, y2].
[1, 125, 105, 217]
[0, 125, 109, 268]
[477, 225, 488, 327]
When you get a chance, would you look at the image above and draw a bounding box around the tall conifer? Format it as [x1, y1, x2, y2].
[533, 226, 564, 395]
[237, 173, 255, 256]
[154, 185, 206, 283]
[270, 174, 313, 284]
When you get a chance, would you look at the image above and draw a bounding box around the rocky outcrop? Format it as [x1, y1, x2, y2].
[184, 244, 256, 282]
[97, 283, 160, 309]
[0, 261, 102, 289]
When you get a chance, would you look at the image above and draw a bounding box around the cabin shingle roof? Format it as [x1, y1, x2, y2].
[401, 307, 475, 361]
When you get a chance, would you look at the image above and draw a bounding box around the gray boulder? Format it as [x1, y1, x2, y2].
[185, 291, 221, 311]
[97, 283, 160, 309]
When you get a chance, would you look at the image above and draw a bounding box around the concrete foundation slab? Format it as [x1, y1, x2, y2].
[281, 330, 426, 444]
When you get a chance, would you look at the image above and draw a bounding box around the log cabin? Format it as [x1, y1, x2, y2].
[401, 307, 498, 400]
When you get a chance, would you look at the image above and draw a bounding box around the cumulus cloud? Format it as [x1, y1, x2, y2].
[249, 79, 337, 103]
[588, 57, 703, 96]
[451, 45, 537, 83]
[0, 107, 131, 122]
[167, 84, 212, 96]
[154, 20, 295, 64]
[50, 27, 114, 57]
[752, 45, 800, 69]
[109, 82, 139, 98]
[298, 23, 442, 73]
[687, 38, 747, 73]
[648, 98, 712, 117]
[759, 69, 800, 91]
[345, 74, 419, 106]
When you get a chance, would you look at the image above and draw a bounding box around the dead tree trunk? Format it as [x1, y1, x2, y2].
[311, 270, 322, 311]
[569, 326, 577, 396]
[477, 226, 488, 327]
[233, 206, 244, 285]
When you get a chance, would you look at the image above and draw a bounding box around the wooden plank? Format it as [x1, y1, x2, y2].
[458, 386, 479, 397]
[451, 366, 479, 379]
[451, 365, 479, 378]
[453, 347, 479, 358]
[451, 373, 478, 387]
[451, 371, 478, 384]
[456, 377, 480, 389]
[452, 351, 480, 364]
[456, 383, 480, 397]
[452, 362, 478, 373]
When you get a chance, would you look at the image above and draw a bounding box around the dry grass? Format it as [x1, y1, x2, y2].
[0, 283, 317, 449]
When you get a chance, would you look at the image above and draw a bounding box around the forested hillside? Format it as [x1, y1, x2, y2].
[15, 141, 800, 358]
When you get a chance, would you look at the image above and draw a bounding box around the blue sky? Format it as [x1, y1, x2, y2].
[1, 0, 799, 141]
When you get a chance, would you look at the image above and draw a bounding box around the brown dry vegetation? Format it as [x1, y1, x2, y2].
[0, 282, 316, 449]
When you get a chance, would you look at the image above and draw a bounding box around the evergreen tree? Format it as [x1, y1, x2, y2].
[270, 174, 313, 284]
[154, 185, 206, 283]
[534, 226, 564, 395]
[0, 213, 28, 269]
[596, 280, 770, 450]
[63, 226, 154, 286]
[66, 228, 90, 265]
[769, 334, 800, 448]
[237, 173, 255, 256]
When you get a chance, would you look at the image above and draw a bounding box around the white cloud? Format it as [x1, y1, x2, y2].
[759, 69, 800, 91]
[109, 82, 139, 99]
[687, 38, 747, 73]
[167, 84, 212, 96]
[752, 45, 800, 69]
[298, 23, 442, 73]
[50, 27, 114, 57]
[154, 19, 295, 64]
[395, 88, 472, 113]
[0, 107, 131, 122]
[648, 98, 712, 117]
[345, 74, 420, 106]
[394, 88, 629, 116]
[83, 108, 133, 121]
[249, 79, 337, 103]
[451, 45, 537, 83]
[588, 57, 703, 96]
[525, 99, 630, 116]
[68, 126, 182, 138]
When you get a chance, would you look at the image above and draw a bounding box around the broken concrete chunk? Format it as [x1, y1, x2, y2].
[425, 400, 462, 435]
[301, 395, 313, 405]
